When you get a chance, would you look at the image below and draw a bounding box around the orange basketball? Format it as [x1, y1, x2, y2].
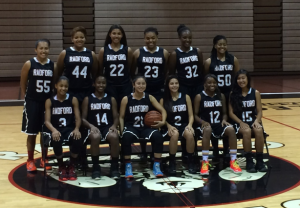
[144, 111, 162, 127]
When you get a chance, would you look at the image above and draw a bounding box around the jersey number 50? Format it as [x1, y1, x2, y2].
[217, 74, 231, 87]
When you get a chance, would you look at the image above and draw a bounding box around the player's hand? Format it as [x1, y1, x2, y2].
[201, 121, 210, 129]
[240, 122, 250, 130]
[221, 120, 231, 127]
[185, 125, 194, 135]
[252, 120, 262, 129]
[52, 130, 61, 141]
[71, 129, 81, 140]
[90, 125, 100, 134]
[151, 121, 165, 129]
[109, 125, 118, 134]
[168, 125, 178, 137]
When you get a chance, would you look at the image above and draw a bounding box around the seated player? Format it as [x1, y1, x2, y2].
[119, 75, 167, 178]
[81, 75, 120, 179]
[44, 76, 84, 181]
[194, 74, 242, 175]
[229, 69, 267, 172]
[160, 75, 196, 174]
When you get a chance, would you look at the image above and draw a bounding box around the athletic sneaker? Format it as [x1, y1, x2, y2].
[200, 161, 210, 175]
[153, 162, 163, 177]
[92, 165, 101, 180]
[58, 166, 68, 181]
[188, 162, 196, 174]
[26, 159, 37, 172]
[125, 163, 133, 178]
[110, 163, 120, 179]
[40, 158, 52, 170]
[168, 160, 176, 175]
[68, 164, 77, 180]
[230, 160, 242, 173]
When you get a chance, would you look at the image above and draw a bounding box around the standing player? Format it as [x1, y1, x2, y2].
[131, 27, 169, 101]
[44, 76, 83, 181]
[229, 69, 267, 172]
[168, 24, 203, 102]
[98, 24, 132, 107]
[194, 74, 242, 175]
[55, 26, 98, 105]
[81, 75, 120, 179]
[20, 39, 54, 171]
[160, 75, 195, 174]
[119, 75, 167, 178]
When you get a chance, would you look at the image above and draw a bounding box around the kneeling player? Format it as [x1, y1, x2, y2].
[160, 75, 196, 174]
[194, 74, 242, 175]
[82, 75, 120, 179]
[44, 76, 83, 181]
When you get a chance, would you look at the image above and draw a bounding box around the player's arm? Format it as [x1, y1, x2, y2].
[163, 49, 170, 78]
[81, 96, 91, 128]
[20, 60, 31, 96]
[98, 47, 104, 75]
[127, 47, 133, 76]
[150, 95, 166, 128]
[186, 94, 194, 127]
[72, 97, 81, 139]
[110, 97, 119, 133]
[228, 92, 243, 124]
[44, 99, 61, 141]
[119, 96, 128, 135]
[221, 93, 231, 127]
[253, 90, 263, 128]
[197, 48, 204, 75]
[168, 51, 177, 75]
[160, 98, 178, 136]
[54, 50, 66, 83]
[91, 51, 99, 78]
[194, 94, 210, 128]
[204, 58, 211, 76]
[233, 56, 240, 74]
[131, 49, 140, 78]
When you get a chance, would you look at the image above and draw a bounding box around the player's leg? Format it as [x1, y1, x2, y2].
[183, 129, 196, 173]
[89, 131, 101, 179]
[200, 126, 212, 175]
[238, 126, 255, 172]
[252, 127, 267, 172]
[51, 133, 67, 181]
[26, 135, 37, 171]
[68, 134, 84, 181]
[106, 129, 120, 179]
[148, 130, 164, 177]
[168, 130, 179, 174]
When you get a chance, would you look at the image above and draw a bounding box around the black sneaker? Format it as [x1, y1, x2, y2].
[168, 160, 176, 175]
[110, 163, 120, 179]
[92, 165, 101, 180]
[245, 153, 257, 173]
[255, 153, 268, 172]
[188, 162, 196, 174]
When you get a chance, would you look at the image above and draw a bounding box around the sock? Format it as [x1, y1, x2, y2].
[70, 156, 77, 165]
[125, 159, 131, 164]
[202, 150, 209, 161]
[28, 151, 34, 160]
[169, 153, 176, 162]
[57, 158, 64, 167]
[111, 157, 118, 164]
[92, 155, 99, 167]
[154, 157, 161, 163]
[187, 153, 193, 162]
[230, 149, 237, 161]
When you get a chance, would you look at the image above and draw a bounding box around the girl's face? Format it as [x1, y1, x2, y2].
[168, 78, 179, 93]
[204, 77, 218, 93]
[237, 74, 248, 88]
[35, 42, 49, 60]
[214, 39, 227, 54]
[55, 80, 69, 96]
[94, 77, 106, 93]
[110, 29, 123, 44]
[144, 32, 157, 50]
[180, 30, 192, 48]
[133, 78, 146, 93]
[72, 31, 86, 48]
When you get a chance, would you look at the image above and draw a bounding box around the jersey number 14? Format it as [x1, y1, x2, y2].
[96, 113, 108, 125]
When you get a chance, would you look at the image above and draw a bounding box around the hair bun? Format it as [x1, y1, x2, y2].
[177, 24, 186, 32]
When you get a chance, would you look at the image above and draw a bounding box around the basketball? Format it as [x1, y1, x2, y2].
[144, 111, 162, 127]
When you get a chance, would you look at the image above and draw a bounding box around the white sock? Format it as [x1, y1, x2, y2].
[230, 149, 237, 161]
[202, 150, 209, 161]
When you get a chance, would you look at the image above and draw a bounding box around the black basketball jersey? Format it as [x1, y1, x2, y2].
[50, 94, 75, 129]
[87, 93, 114, 128]
[237, 88, 257, 123]
[199, 91, 223, 124]
[209, 54, 234, 94]
[103, 44, 130, 85]
[63, 47, 93, 90]
[166, 93, 189, 127]
[137, 46, 165, 92]
[25, 57, 54, 101]
[125, 93, 153, 130]
[175, 47, 201, 87]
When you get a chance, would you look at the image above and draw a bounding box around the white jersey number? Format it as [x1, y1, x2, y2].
[144, 66, 159, 78]
[217, 74, 231, 87]
[36, 80, 51, 93]
[133, 116, 144, 128]
[59, 118, 66, 127]
[72, 66, 87, 78]
[185, 65, 198, 78]
[174, 116, 181, 126]
[242, 111, 252, 122]
[96, 113, 108, 125]
[209, 111, 220, 124]
[110, 64, 124, 77]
